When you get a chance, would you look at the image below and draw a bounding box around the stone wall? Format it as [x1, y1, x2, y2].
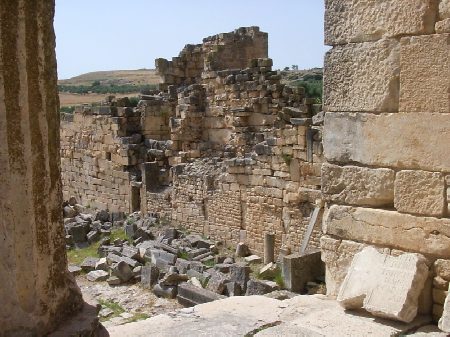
[61, 27, 324, 257]
[321, 0, 450, 319]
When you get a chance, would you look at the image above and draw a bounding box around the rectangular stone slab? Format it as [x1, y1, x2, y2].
[324, 112, 450, 172]
[324, 39, 399, 112]
[338, 246, 429, 323]
[324, 205, 450, 257]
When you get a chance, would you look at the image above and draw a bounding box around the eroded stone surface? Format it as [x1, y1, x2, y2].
[394, 170, 445, 217]
[399, 34, 450, 113]
[324, 39, 400, 112]
[324, 112, 450, 172]
[325, 0, 437, 45]
[439, 291, 450, 332]
[321, 163, 394, 207]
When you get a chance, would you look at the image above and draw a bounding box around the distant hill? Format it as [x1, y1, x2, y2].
[58, 69, 159, 86]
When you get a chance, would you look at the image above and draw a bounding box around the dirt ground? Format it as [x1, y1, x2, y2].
[76, 275, 182, 328]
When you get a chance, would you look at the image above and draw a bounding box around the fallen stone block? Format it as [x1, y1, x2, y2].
[214, 264, 231, 273]
[259, 262, 278, 280]
[244, 255, 262, 264]
[230, 263, 250, 293]
[338, 246, 429, 323]
[86, 270, 109, 282]
[206, 271, 229, 295]
[95, 258, 108, 271]
[160, 271, 189, 286]
[282, 251, 324, 293]
[81, 257, 100, 272]
[226, 282, 242, 297]
[235, 242, 249, 257]
[245, 279, 279, 296]
[187, 248, 209, 259]
[87, 230, 100, 244]
[141, 264, 160, 289]
[177, 283, 226, 307]
[122, 245, 140, 260]
[111, 261, 133, 283]
[153, 283, 177, 299]
[107, 276, 122, 286]
[68, 265, 82, 276]
[175, 258, 191, 274]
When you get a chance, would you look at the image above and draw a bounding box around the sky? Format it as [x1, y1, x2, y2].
[54, 0, 326, 80]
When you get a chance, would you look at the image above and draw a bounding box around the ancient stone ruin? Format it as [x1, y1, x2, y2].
[2, 0, 450, 336]
[60, 26, 324, 257]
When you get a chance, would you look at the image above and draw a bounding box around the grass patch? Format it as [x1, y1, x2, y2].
[67, 228, 128, 265]
[67, 242, 101, 266]
[203, 259, 216, 268]
[281, 153, 292, 165]
[98, 299, 125, 322]
[178, 251, 190, 260]
[124, 312, 150, 323]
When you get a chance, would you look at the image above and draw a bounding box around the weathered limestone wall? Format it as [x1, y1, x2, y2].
[322, 0, 450, 319]
[61, 27, 324, 257]
[0, 0, 83, 335]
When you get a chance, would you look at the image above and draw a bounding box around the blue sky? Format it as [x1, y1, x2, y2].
[55, 0, 326, 79]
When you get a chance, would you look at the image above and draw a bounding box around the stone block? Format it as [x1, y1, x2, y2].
[433, 289, 448, 305]
[323, 112, 450, 172]
[435, 259, 450, 281]
[282, 251, 324, 293]
[399, 34, 450, 113]
[324, 39, 400, 112]
[206, 271, 229, 295]
[177, 283, 226, 307]
[321, 163, 394, 207]
[230, 263, 250, 293]
[80, 257, 100, 272]
[325, 0, 437, 45]
[86, 270, 109, 282]
[394, 170, 445, 217]
[245, 279, 279, 296]
[141, 265, 160, 289]
[111, 261, 133, 282]
[439, 291, 450, 332]
[338, 247, 429, 323]
[324, 205, 450, 257]
[153, 284, 177, 299]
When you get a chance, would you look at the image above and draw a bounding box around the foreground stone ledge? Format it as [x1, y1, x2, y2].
[323, 205, 450, 257]
[394, 170, 446, 217]
[399, 34, 450, 113]
[321, 163, 394, 207]
[324, 39, 400, 112]
[323, 112, 450, 172]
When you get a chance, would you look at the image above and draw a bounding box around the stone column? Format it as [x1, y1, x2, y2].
[264, 233, 275, 264]
[0, 0, 83, 335]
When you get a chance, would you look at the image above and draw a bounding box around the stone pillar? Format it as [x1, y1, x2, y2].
[0, 0, 83, 335]
[264, 233, 275, 264]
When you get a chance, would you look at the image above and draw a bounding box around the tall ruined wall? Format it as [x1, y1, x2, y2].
[0, 0, 83, 335]
[155, 27, 268, 88]
[321, 0, 450, 319]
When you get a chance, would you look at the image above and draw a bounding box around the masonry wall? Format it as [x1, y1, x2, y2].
[321, 0, 450, 318]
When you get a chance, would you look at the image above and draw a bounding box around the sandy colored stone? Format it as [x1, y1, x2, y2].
[440, 0, 450, 19]
[338, 247, 429, 323]
[436, 18, 450, 33]
[324, 39, 400, 112]
[325, 0, 437, 45]
[320, 236, 366, 296]
[435, 260, 450, 281]
[439, 291, 450, 332]
[323, 112, 450, 172]
[321, 163, 394, 207]
[324, 205, 450, 257]
[399, 34, 450, 113]
[394, 170, 445, 217]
